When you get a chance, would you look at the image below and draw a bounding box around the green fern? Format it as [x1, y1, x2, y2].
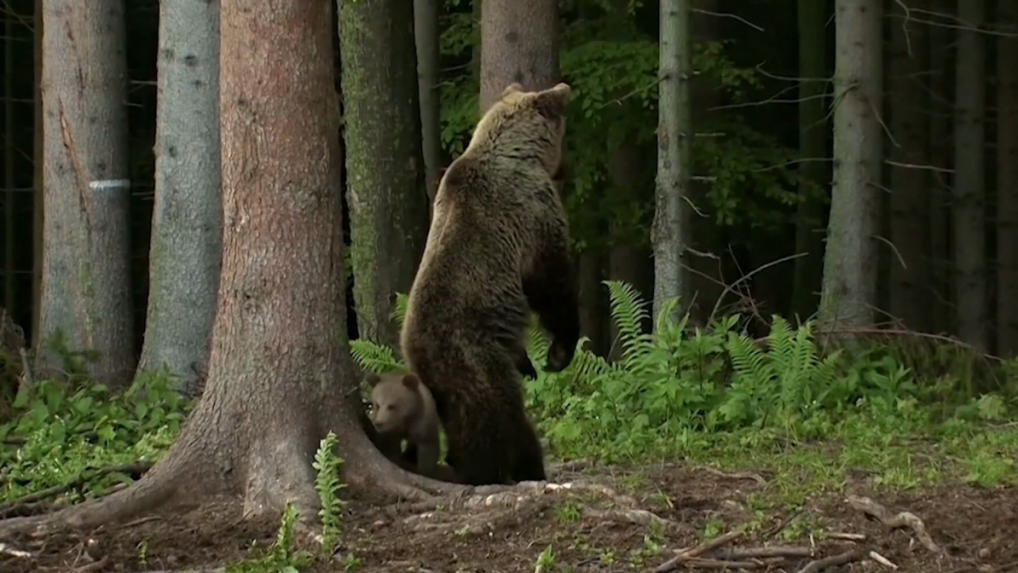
[604, 280, 656, 370]
[349, 339, 403, 373]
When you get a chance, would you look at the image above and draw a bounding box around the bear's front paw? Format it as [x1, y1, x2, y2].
[544, 339, 575, 372]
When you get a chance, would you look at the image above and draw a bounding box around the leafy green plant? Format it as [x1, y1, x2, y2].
[313, 431, 347, 554]
[0, 369, 191, 503]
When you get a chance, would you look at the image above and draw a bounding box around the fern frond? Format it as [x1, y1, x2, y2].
[605, 280, 653, 366]
[350, 339, 404, 373]
[392, 292, 410, 329]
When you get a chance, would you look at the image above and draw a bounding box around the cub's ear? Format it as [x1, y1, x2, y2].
[401, 373, 420, 390]
[364, 372, 382, 387]
[501, 82, 525, 98]
[534, 82, 571, 119]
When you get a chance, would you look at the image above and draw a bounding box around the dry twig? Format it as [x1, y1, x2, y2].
[846, 494, 944, 555]
[796, 549, 867, 573]
[713, 546, 814, 559]
[655, 529, 744, 572]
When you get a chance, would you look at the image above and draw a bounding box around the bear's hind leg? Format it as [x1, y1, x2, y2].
[510, 414, 547, 482]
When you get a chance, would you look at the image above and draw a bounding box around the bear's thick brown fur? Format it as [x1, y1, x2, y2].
[399, 82, 580, 486]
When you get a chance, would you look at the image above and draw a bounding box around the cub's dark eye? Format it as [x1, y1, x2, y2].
[388, 404, 396, 411]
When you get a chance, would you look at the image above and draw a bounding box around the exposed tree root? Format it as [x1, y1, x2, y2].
[846, 494, 944, 555]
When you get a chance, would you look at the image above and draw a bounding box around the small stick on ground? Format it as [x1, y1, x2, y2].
[826, 532, 867, 542]
[674, 557, 764, 569]
[868, 550, 898, 569]
[697, 466, 768, 486]
[796, 549, 867, 573]
[713, 546, 814, 559]
[0, 542, 32, 558]
[846, 494, 944, 555]
[655, 529, 744, 572]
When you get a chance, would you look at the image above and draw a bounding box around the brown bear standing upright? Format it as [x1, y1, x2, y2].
[400, 82, 580, 486]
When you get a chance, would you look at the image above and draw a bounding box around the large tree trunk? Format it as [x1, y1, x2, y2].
[998, 0, 1018, 357]
[927, 0, 955, 334]
[651, 0, 692, 326]
[952, 0, 987, 350]
[340, 0, 430, 349]
[0, 0, 457, 536]
[818, 0, 882, 329]
[886, 0, 931, 331]
[36, 0, 135, 387]
[414, 0, 442, 204]
[479, 0, 560, 111]
[791, 0, 829, 321]
[136, 0, 222, 395]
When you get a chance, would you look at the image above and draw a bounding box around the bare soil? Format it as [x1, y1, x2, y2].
[1, 462, 1015, 572]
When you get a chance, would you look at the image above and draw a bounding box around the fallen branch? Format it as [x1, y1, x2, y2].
[796, 549, 866, 573]
[670, 556, 764, 569]
[846, 495, 943, 555]
[0, 461, 154, 516]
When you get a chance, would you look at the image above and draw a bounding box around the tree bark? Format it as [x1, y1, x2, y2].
[651, 0, 692, 327]
[952, 0, 987, 350]
[340, 0, 430, 350]
[886, 0, 931, 332]
[791, 0, 829, 321]
[818, 0, 882, 329]
[927, 0, 954, 334]
[36, 0, 135, 387]
[137, 0, 222, 395]
[998, 0, 1018, 357]
[0, 0, 459, 537]
[414, 0, 442, 204]
[479, 0, 560, 112]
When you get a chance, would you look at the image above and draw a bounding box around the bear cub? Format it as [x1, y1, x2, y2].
[366, 371, 444, 479]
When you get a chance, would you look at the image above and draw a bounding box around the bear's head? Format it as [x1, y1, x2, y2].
[470, 82, 572, 177]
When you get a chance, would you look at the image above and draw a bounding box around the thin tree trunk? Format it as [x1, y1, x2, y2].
[36, 0, 135, 387]
[927, 0, 955, 334]
[31, 0, 43, 344]
[479, 0, 560, 111]
[340, 0, 430, 350]
[952, 0, 987, 350]
[997, 0, 1018, 357]
[651, 0, 692, 326]
[818, 0, 882, 328]
[791, 0, 829, 321]
[414, 0, 442, 205]
[4, 8, 14, 317]
[887, 0, 931, 331]
[137, 0, 222, 395]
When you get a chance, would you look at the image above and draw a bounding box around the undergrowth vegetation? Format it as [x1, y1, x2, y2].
[3, 282, 1017, 515]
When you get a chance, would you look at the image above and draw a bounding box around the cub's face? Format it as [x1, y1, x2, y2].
[370, 380, 413, 435]
[475, 82, 572, 177]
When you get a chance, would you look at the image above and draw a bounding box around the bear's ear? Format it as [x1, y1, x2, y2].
[364, 372, 381, 387]
[501, 82, 525, 98]
[534, 82, 571, 119]
[401, 373, 420, 390]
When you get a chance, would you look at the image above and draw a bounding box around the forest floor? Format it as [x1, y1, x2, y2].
[1, 460, 1014, 573]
